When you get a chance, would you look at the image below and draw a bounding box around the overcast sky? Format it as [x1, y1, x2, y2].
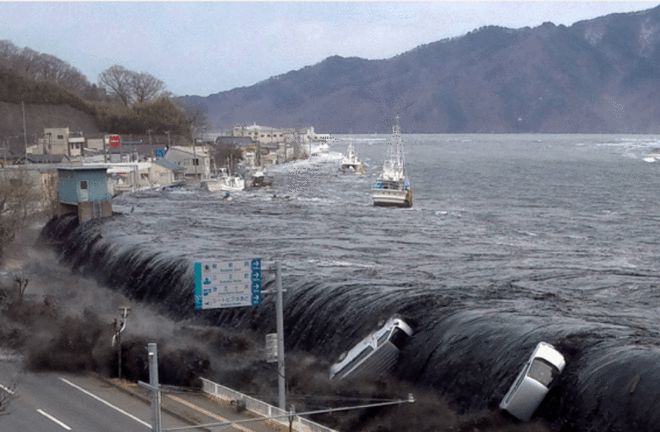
[0, 1, 656, 96]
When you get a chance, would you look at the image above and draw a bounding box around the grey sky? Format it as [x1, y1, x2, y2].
[0, 2, 656, 96]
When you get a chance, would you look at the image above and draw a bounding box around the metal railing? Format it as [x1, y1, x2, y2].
[200, 378, 337, 432]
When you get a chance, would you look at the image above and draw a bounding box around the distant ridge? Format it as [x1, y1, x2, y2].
[180, 5, 660, 133]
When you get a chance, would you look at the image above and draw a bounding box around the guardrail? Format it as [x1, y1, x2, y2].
[200, 377, 337, 432]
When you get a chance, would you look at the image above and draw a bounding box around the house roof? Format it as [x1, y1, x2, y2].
[57, 165, 108, 172]
[215, 136, 255, 146]
[166, 146, 209, 157]
[23, 154, 72, 164]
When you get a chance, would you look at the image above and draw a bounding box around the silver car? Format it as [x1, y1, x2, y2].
[329, 317, 414, 381]
[499, 341, 566, 421]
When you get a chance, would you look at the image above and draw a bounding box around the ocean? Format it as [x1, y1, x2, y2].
[45, 134, 660, 431]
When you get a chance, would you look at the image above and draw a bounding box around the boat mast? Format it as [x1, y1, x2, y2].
[392, 115, 404, 174]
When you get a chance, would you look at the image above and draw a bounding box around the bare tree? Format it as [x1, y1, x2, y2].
[132, 72, 165, 103]
[98, 65, 134, 106]
[0, 169, 39, 259]
[0, 40, 92, 95]
[187, 107, 208, 141]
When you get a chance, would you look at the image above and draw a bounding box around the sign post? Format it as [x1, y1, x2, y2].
[274, 261, 286, 411]
[109, 134, 121, 149]
[193, 258, 287, 411]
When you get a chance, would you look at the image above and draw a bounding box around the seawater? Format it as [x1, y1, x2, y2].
[44, 134, 660, 431]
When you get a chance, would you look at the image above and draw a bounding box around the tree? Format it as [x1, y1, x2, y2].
[98, 65, 134, 106]
[186, 107, 208, 141]
[99, 65, 167, 106]
[131, 72, 165, 104]
[0, 169, 39, 260]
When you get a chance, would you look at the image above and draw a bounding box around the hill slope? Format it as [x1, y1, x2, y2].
[181, 5, 660, 133]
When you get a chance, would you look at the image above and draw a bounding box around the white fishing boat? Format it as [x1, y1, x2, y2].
[219, 175, 245, 192]
[249, 169, 273, 188]
[340, 142, 366, 174]
[310, 142, 330, 156]
[217, 156, 245, 192]
[371, 117, 413, 208]
[200, 177, 223, 192]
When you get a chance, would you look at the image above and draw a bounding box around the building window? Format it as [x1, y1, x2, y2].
[57, 135, 64, 139]
[193, 158, 199, 166]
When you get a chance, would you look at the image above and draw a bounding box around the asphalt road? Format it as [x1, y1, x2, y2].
[0, 363, 197, 432]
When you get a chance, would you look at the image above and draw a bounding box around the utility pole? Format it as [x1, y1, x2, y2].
[112, 306, 130, 380]
[275, 261, 286, 411]
[138, 343, 162, 432]
[21, 100, 28, 160]
[148, 343, 162, 432]
[192, 138, 198, 178]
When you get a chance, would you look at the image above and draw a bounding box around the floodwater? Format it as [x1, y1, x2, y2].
[44, 134, 660, 431]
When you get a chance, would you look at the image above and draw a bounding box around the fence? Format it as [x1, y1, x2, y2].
[200, 377, 337, 432]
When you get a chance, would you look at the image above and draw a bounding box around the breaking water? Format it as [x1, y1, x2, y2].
[45, 134, 660, 431]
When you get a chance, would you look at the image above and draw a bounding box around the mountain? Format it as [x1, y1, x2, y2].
[180, 5, 660, 133]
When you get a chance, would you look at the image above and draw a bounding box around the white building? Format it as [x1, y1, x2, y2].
[34, 128, 87, 157]
[164, 146, 211, 178]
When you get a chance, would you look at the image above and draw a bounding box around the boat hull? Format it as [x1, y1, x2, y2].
[340, 163, 365, 175]
[200, 180, 223, 192]
[219, 184, 244, 192]
[371, 189, 413, 208]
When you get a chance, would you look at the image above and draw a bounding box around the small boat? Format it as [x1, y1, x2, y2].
[371, 116, 413, 208]
[340, 142, 366, 174]
[250, 169, 274, 188]
[200, 177, 223, 192]
[218, 156, 245, 192]
[219, 175, 245, 192]
[310, 142, 330, 157]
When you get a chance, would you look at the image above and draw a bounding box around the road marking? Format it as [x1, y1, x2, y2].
[59, 377, 151, 429]
[37, 409, 72, 430]
[0, 384, 15, 395]
[166, 394, 254, 432]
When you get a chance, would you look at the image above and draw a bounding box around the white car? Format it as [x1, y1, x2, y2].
[329, 317, 414, 381]
[499, 341, 566, 421]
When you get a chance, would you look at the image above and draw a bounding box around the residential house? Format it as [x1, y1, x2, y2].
[164, 146, 210, 178]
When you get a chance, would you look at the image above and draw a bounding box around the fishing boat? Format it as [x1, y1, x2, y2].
[218, 156, 245, 192]
[219, 175, 245, 192]
[200, 177, 223, 192]
[340, 142, 366, 174]
[371, 117, 413, 208]
[249, 169, 273, 188]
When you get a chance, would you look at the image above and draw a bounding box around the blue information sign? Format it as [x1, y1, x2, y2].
[194, 258, 262, 310]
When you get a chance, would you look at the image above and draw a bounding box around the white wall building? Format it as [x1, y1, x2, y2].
[164, 146, 211, 178]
